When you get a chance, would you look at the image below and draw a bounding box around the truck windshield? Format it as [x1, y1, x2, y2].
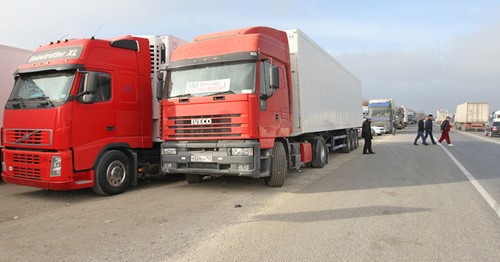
[369, 106, 391, 117]
[7, 70, 76, 109]
[166, 62, 256, 98]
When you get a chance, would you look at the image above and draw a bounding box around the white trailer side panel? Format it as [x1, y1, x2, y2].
[456, 102, 489, 123]
[0, 45, 32, 127]
[286, 29, 363, 137]
[139, 35, 188, 142]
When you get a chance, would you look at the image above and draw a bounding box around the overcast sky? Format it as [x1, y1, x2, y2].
[1, 0, 499, 114]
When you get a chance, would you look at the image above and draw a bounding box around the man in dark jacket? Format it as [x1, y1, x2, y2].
[438, 116, 453, 146]
[362, 117, 374, 154]
[414, 116, 428, 145]
[424, 114, 437, 145]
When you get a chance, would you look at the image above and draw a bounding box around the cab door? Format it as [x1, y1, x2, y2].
[259, 60, 291, 139]
[72, 71, 116, 171]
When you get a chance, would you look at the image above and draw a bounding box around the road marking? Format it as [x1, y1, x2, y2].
[440, 145, 500, 218]
[454, 130, 500, 145]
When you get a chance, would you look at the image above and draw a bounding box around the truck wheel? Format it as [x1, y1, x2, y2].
[265, 141, 287, 187]
[311, 137, 327, 167]
[92, 150, 131, 196]
[341, 133, 350, 153]
[349, 130, 355, 151]
[186, 174, 202, 184]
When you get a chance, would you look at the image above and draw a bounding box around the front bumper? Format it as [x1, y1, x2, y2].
[161, 140, 263, 178]
[1, 148, 93, 190]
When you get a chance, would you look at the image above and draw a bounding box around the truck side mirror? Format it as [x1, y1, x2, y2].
[156, 72, 164, 101]
[78, 72, 98, 104]
[270, 66, 280, 89]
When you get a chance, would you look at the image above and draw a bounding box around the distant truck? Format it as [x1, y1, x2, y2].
[491, 110, 500, 122]
[0, 45, 32, 180]
[435, 109, 449, 124]
[1, 35, 187, 195]
[407, 111, 415, 124]
[368, 99, 396, 133]
[394, 106, 404, 129]
[158, 27, 363, 186]
[455, 102, 489, 131]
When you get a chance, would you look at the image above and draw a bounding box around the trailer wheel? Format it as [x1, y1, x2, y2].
[354, 131, 359, 149]
[349, 130, 355, 151]
[311, 137, 327, 168]
[186, 174, 202, 184]
[92, 150, 131, 196]
[341, 132, 350, 153]
[265, 141, 287, 187]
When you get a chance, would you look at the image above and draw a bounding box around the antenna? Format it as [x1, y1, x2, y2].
[91, 25, 102, 39]
[58, 34, 69, 42]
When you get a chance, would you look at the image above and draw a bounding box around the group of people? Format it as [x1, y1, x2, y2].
[414, 114, 453, 146]
[361, 114, 454, 155]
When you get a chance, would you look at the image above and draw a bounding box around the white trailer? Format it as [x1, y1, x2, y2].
[455, 102, 489, 130]
[286, 29, 363, 138]
[435, 109, 449, 124]
[0, 45, 32, 178]
[0, 45, 32, 127]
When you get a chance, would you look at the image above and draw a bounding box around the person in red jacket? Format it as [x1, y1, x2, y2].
[438, 116, 454, 146]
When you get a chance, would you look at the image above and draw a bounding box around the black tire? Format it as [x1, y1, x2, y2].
[311, 137, 328, 167]
[354, 131, 359, 149]
[186, 174, 202, 184]
[265, 141, 287, 187]
[349, 130, 355, 151]
[341, 132, 350, 153]
[92, 150, 131, 196]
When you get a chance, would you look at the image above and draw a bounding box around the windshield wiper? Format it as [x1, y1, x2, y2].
[9, 97, 26, 108]
[168, 93, 193, 99]
[34, 95, 55, 107]
[203, 90, 234, 97]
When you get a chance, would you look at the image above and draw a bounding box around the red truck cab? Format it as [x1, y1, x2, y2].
[159, 27, 295, 185]
[1, 36, 156, 195]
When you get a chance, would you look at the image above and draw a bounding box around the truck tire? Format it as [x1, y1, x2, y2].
[341, 132, 350, 153]
[265, 141, 287, 187]
[349, 130, 355, 151]
[92, 150, 131, 196]
[353, 130, 359, 149]
[354, 131, 359, 149]
[186, 174, 202, 184]
[311, 137, 327, 168]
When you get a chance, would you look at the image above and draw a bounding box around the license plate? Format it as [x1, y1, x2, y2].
[190, 156, 213, 162]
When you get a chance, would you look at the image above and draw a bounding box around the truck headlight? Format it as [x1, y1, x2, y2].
[50, 156, 62, 177]
[229, 148, 253, 156]
[162, 148, 177, 155]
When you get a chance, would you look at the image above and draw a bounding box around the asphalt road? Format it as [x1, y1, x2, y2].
[0, 124, 498, 261]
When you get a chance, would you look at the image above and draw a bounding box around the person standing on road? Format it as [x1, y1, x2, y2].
[362, 117, 375, 154]
[414, 116, 428, 145]
[438, 116, 454, 146]
[424, 114, 437, 145]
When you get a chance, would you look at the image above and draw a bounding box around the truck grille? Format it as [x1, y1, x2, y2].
[11, 153, 43, 180]
[13, 167, 42, 180]
[13, 154, 41, 164]
[167, 114, 242, 138]
[4, 129, 52, 146]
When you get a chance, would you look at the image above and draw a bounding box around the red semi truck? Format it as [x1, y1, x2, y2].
[1, 35, 187, 195]
[158, 27, 362, 186]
